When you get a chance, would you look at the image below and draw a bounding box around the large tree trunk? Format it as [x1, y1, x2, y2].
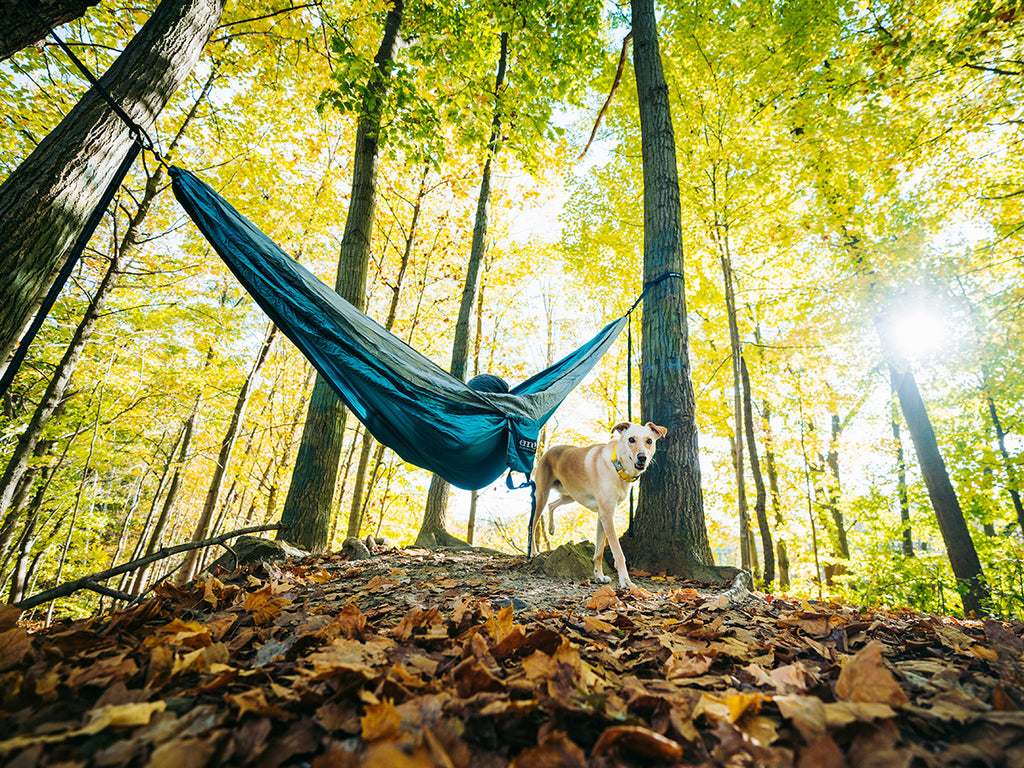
[279, 0, 404, 553]
[416, 32, 508, 550]
[0, 0, 224, 368]
[178, 325, 276, 584]
[886, 362, 989, 616]
[0, 0, 100, 60]
[621, 0, 728, 584]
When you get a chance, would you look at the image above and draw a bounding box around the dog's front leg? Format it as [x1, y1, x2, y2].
[592, 513, 612, 584]
[597, 505, 633, 589]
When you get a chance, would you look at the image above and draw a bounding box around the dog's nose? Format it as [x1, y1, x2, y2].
[637, 454, 647, 464]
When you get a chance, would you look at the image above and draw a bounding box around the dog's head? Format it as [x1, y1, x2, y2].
[612, 421, 668, 473]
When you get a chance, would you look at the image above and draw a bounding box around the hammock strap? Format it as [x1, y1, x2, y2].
[0, 142, 142, 399]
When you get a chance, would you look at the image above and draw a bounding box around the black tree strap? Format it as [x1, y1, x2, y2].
[1, 0, 163, 399]
[0, 143, 143, 399]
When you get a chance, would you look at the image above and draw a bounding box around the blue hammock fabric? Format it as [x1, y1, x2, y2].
[170, 167, 627, 491]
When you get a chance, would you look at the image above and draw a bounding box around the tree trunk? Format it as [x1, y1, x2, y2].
[0, 0, 224, 367]
[179, 324, 276, 584]
[279, 0, 404, 553]
[742, 357, 774, 586]
[891, 401, 914, 556]
[983, 391, 1024, 533]
[0, 0, 101, 60]
[129, 384, 204, 594]
[826, 412, 850, 560]
[346, 164, 427, 539]
[416, 32, 508, 550]
[886, 362, 989, 616]
[620, 0, 726, 583]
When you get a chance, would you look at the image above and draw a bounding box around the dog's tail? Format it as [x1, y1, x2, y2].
[526, 479, 538, 557]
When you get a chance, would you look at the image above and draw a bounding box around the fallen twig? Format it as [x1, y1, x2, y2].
[15, 523, 286, 610]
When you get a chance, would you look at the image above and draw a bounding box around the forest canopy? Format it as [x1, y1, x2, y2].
[1, 0, 1023, 620]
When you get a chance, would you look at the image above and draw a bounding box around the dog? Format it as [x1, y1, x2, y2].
[528, 421, 668, 588]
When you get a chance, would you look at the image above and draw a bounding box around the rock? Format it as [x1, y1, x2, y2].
[524, 541, 596, 581]
[207, 535, 308, 572]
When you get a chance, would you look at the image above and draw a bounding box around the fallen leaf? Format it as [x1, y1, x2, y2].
[592, 725, 683, 762]
[0, 627, 31, 672]
[835, 642, 908, 707]
[361, 699, 402, 742]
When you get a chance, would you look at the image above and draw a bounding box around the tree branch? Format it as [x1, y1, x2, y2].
[14, 523, 286, 610]
[578, 31, 633, 160]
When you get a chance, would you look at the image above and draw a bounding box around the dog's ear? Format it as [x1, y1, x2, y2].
[646, 422, 668, 439]
[613, 422, 631, 434]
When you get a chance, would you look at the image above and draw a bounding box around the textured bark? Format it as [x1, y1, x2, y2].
[0, 0, 101, 60]
[0, 0, 225, 367]
[280, 0, 404, 553]
[416, 32, 507, 550]
[620, 0, 727, 584]
[887, 363, 989, 616]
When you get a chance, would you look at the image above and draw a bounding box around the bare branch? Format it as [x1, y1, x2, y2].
[15, 523, 287, 610]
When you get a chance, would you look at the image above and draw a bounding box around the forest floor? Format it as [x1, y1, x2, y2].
[0, 541, 1023, 767]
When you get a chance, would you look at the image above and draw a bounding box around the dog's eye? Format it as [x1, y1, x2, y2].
[646, 438, 652, 445]
[628, 437, 635, 443]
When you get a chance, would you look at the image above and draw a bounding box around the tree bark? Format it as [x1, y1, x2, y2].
[891, 401, 914, 556]
[279, 0, 404, 553]
[346, 164, 426, 539]
[621, 0, 727, 584]
[416, 32, 508, 550]
[742, 357, 774, 586]
[886, 361, 989, 616]
[0, 0, 101, 60]
[0, 0, 225, 368]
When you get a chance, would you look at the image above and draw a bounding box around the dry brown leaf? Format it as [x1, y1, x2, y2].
[797, 734, 848, 768]
[0, 627, 31, 672]
[361, 699, 402, 742]
[775, 694, 827, 741]
[511, 730, 586, 768]
[591, 725, 684, 762]
[835, 642, 909, 707]
[585, 585, 619, 610]
[0, 605, 22, 631]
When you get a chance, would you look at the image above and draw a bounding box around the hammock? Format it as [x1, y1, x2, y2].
[170, 167, 628, 491]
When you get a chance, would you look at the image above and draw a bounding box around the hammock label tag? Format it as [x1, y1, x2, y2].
[517, 437, 537, 453]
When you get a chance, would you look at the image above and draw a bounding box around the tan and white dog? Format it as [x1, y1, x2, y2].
[528, 421, 668, 588]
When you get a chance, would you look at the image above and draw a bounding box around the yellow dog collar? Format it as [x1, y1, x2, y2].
[612, 445, 637, 483]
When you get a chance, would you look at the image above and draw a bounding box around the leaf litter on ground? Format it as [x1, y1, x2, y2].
[0, 544, 1022, 767]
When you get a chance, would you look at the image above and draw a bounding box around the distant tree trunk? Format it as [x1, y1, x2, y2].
[983, 391, 1024, 533]
[129, 382, 205, 595]
[179, 324, 276, 583]
[346, 164, 427, 539]
[0, 0, 101, 60]
[0, 0, 225, 368]
[886, 362, 989, 616]
[620, 0, 727, 583]
[826, 412, 850, 560]
[6, 500, 41, 604]
[416, 32, 508, 550]
[713, 227, 751, 571]
[742, 358, 773, 586]
[891, 401, 914, 556]
[279, 0, 403, 553]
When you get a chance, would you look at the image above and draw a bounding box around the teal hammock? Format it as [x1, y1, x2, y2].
[171, 167, 630, 491]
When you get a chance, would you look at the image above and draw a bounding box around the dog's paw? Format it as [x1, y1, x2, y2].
[593, 572, 611, 584]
